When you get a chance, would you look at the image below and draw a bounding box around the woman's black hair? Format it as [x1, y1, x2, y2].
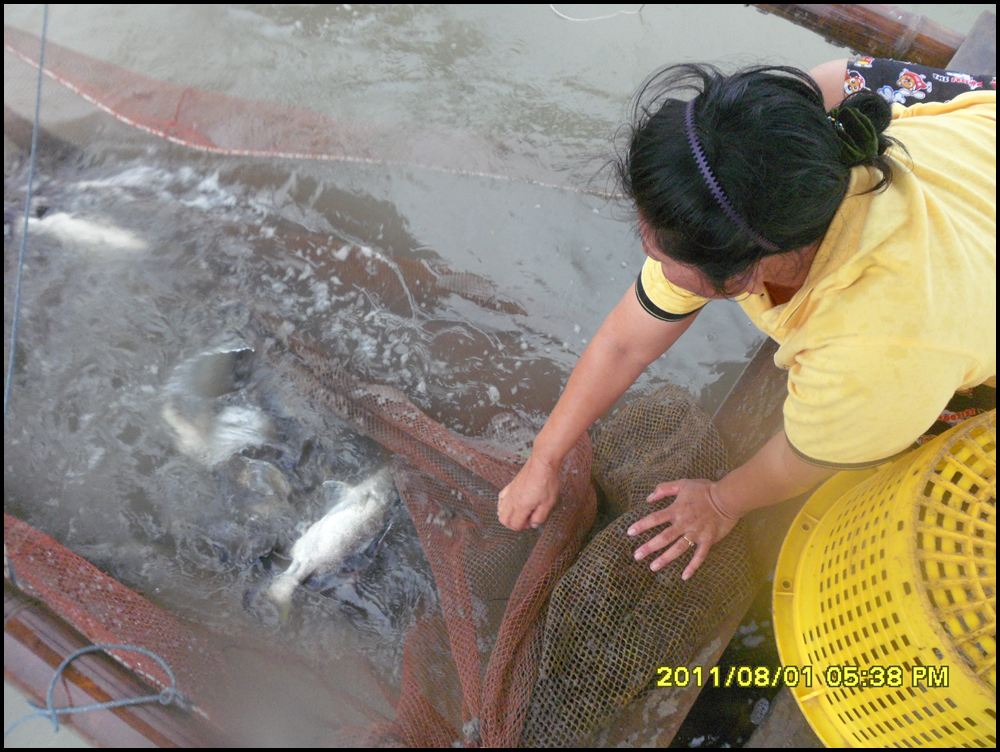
[614, 63, 909, 295]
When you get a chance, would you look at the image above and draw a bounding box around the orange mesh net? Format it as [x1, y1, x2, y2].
[3, 512, 226, 721]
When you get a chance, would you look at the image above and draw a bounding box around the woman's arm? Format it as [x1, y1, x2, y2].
[808, 58, 850, 110]
[713, 429, 838, 517]
[531, 282, 699, 468]
[497, 282, 701, 530]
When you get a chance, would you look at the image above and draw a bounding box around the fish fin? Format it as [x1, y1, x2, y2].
[265, 560, 308, 608]
[373, 518, 393, 549]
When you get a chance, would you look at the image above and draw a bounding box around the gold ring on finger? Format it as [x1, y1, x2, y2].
[682, 534, 695, 548]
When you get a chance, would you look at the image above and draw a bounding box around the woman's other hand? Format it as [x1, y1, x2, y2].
[626, 478, 739, 580]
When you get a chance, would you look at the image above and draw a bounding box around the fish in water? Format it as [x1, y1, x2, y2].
[162, 402, 270, 467]
[161, 344, 271, 466]
[27, 211, 148, 255]
[265, 466, 397, 618]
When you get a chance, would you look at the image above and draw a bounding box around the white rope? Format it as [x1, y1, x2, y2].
[548, 4, 645, 23]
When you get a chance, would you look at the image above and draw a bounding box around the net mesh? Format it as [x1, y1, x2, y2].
[3, 512, 225, 718]
[5, 316, 753, 746]
[522, 385, 752, 746]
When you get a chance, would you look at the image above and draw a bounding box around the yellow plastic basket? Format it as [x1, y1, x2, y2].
[774, 410, 996, 748]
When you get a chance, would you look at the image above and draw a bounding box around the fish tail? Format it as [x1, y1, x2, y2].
[264, 561, 306, 609]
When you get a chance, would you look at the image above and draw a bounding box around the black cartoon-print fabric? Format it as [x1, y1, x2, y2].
[845, 55, 996, 106]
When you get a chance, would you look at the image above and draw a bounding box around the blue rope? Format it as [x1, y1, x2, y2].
[3, 643, 187, 739]
[4, 4, 49, 421]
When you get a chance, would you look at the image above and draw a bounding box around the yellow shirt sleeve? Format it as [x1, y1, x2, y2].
[783, 340, 971, 468]
[636, 257, 709, 320]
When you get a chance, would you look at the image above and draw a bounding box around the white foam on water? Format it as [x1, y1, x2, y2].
[311, 281, 331, 312]
[180, 171, 240, 211]
[71, 165, 174, 191]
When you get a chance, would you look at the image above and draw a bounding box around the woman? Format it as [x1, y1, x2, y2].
[497, 57, 996, 580]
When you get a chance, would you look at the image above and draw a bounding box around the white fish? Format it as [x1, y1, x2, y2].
[161, 345, 270, 466]
[161, 402, 270, 467]
[28, 211, 147, 255]
[265, 466, 396, 616]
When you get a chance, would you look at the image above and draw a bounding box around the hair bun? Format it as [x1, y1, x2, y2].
[828, 106, 881, 166]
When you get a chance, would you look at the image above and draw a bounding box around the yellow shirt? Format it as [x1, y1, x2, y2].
[637, 90, 996, 468]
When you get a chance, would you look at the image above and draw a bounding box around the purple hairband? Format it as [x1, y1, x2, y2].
[684, 98, 780, 252]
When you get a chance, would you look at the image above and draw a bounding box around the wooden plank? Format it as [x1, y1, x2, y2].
[750, 4, 964, 67]
[3, 583, 230, 748]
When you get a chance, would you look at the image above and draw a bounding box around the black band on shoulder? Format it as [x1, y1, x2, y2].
[635, 272, 702, 322]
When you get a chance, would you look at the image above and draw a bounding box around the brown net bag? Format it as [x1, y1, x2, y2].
[521, 385, 753, 746]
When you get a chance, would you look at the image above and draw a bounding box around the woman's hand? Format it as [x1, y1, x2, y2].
[497, 455, 562, 531]
[626, 478, 739, 580]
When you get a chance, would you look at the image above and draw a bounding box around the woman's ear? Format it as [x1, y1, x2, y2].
[724, 262, 765, 298]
